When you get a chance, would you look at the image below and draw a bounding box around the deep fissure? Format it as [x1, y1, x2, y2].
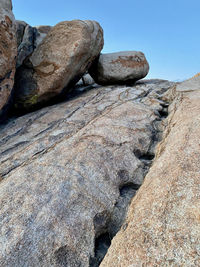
[89, 97, 169, 266]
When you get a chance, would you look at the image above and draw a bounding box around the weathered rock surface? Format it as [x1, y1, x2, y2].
[0, 0, 17, 118]
[16, 21, 52, 68]
[89, 51, 149, 85]
[0, 80, 173, 266]
[34, 25, 52, 47]
[101, 76, 200, 266]
[14, 20, 104, 110]
[16, 24, 35, 68]
[16, 20, 27, 47]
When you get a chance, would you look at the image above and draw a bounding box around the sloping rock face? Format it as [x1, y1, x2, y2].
[0, 0, 17, 117]
[101, 76, 200, 266]
[89, 51, 149, 85]
[14, 20, 104, 111]
[0, 80, 173, 266]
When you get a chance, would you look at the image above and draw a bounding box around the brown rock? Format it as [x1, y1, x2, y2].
[100, 76, 200, 266]
[0, 80, 173, 266]
[0, 0, 17, 117]
[14, 20, 104, 110]
[89, 51, 149, 85]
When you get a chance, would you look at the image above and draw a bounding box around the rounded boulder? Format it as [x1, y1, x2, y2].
[89, 51, 149, 85]
[14, 20, 104, 110]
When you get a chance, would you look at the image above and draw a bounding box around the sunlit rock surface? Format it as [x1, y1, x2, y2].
[0, 80, 173, 266]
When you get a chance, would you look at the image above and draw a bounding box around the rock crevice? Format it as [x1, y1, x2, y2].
[0, 80, 174, 266]
[100, 76, 200, 267]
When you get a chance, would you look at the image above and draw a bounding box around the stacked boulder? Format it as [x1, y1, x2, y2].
[0, 0, 149, 116]
[14, 20, 104, 110]
[89, 51, 149, 85]
[0, 0, 17, 118]
[1, 1, 199, 267]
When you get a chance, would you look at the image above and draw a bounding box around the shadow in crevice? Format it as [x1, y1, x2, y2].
[89, 233, 111, 267]
[158, 109, 168, 119]
[133, 149, 155, 165]
[119, 182, 140, 194]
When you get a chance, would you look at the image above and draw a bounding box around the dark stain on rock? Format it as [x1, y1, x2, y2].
[0, 71, 12, 83]
[111, 55, 147, 68]
[93, 211, 110, 237]
[117, 169, 129, 183]
[35, 61, 59, 77]
[54, 245, 82, 267]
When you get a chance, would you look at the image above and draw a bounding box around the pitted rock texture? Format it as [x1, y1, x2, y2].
[100, 76, 200, 267]
[0, 0, 17, 117]
[0, 80, 173, 266]
[14, 20, 104, 111]
[89, 51, 149, 85]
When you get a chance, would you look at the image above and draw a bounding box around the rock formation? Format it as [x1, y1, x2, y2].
[89, 51, 149, 85]
[0, 80, 173, 266]
[0, 1, 199, 266]
[100, 76, 200, 267]
[14, 20, 104, 111]
[0, 0, 17, 118]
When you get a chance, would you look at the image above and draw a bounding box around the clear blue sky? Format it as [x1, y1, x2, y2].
[13, 0, 200, 81]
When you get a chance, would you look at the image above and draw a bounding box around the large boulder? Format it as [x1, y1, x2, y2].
[14, 20, 104, 110]
[0, 80, 173, 266]
[101, 76, 200, 266]
[89, 51, 149, 85]
[0, 0, 17, 118]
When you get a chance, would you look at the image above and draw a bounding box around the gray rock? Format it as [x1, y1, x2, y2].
[16, 22, 51, 68]
[0, 0, 17, 118]
[76, 73, 95, 86]
[14, 20, 104, 111]
[16, 20, 27, 47]
[1, 0, 12, 10]
[16, 24, 35, 68]
[89, 51, 149, 85]
[0, 80, 174, 266]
